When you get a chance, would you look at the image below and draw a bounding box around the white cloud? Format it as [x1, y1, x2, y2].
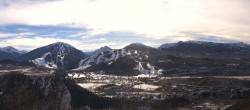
[81, 29, 111, 39]
[99, 38, 106, 41]
[69, 29, 110, 39]
[0, 32, 35, 38]
[0, 0, 249, 42]
[0, 33, 13, 38]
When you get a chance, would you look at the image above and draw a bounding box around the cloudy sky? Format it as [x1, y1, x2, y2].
[0, 0, 249, 51]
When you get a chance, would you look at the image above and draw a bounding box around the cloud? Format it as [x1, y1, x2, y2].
[0, 33, 13, 38]
[0, 32, 35, 38]
[68, 29, 111, 39]
[0, 0, 249, 43]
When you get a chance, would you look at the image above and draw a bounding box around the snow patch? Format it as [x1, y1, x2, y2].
[32, 52, 57, 69]
[134, 74, 155, 78]
[134, 62, 163, 75]
[78, 83, 105, 91]
[68, 73, 86, 78]
[133, 84, 160, 91]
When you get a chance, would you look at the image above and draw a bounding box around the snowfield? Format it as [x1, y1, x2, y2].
[68, 73, 86, 78]
[133, 84, 160, 91]
[134, 74, 158, 78]
[32, 52, 57, 69]
[78, 83, 106, 90]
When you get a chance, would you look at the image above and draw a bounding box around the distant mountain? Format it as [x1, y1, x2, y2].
[19, 42, 88, 69]
[0, 46, 26, 60]
[158, 43, 178, 49]
[75, 44, 163, 75]
[19, 50, 28, 54]
[92, 46, 112, 55]
[124, 43, 157, 52]
[159, 41, 250, 53]
[85, 46, 112, 55]
[84, 51, 93, 56]
[1, 46, 20, 53]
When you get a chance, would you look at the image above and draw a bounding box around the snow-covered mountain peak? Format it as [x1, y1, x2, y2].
[19, 42, 88, 69]
[43, 42, 80, 56]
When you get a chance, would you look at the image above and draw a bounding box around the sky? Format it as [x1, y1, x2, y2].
[0, 0, 249, 51]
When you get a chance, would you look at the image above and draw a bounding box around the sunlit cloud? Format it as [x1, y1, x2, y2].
[0, 0, 249, 51]
[0, 0, 249, 40]
[0, 32, 35, 38]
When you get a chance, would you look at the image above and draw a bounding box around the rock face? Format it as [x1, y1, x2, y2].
[0, 73, 72, 110]
[0, 71, 118, 110]
[19, 42, 88, 69]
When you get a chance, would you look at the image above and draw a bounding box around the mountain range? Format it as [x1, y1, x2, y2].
[159, 41, 250, 53]
[1, 41, 250, 76]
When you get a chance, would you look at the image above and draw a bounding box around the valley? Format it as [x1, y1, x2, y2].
[1, 0, 250, 109]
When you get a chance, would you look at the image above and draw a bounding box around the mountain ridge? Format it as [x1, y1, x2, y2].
[1, 41, 250, 75]
[18, 42, 88, 69]
[0, 46, 27, 60]
[159, 41, 250, 53]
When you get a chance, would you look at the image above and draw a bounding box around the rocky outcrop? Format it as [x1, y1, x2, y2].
[0, 71, 118, 110]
